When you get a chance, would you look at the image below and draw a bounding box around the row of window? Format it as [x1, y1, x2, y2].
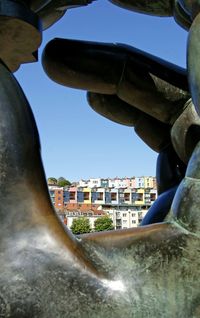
[122, 213, 137, 217]
[123, 220, 137, 224]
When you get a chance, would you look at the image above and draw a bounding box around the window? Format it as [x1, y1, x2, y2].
[70, 192, 76, 200]
[132, 220, 136, 224]
[132, 213, 136, 217]
[123, 213, 127, 217]
[123, 220, 127, 224]
[124, 193, 130, 201]
[84, 192, 90, 200]
[111, 193, 117, 200]
[97, 192, 103, 200]
[132, 193, 143, 201]
[116, 212, 121, 219]
[150, 193, 156, 201]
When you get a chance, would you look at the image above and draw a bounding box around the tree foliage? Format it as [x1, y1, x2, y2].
[47, 177, 57, 185]
[94, 216, 114, 232]
[70, 217, 91, 235]
[57, 177, 71, 187]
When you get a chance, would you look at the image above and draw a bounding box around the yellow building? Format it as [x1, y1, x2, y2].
[83, 187, 92, 204]
[135, 189, 144, 205]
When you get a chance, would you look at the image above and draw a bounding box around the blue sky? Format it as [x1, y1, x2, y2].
[15, 0, 188, 181]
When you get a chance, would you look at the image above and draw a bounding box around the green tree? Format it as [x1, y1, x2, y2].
[71, 217, 91, 235]
[47, 177, 57, 185]
[94, 216, 114, 232]
[57, 177, 71, 187]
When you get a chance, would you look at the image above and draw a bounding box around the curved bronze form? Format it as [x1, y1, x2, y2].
[0, 0, 200, 317]
[0, 61, 199, 316]
[0, 0, 95, 72]
[42, 38, 190, 153]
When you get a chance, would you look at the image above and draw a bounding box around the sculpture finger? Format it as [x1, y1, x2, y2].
[140, 144, 186, 225]
[108, 0, 173, 16]
[173, 1, 192, 30]
[140, 186, 178, 225]
[0, 61, 100, 277]
[140, 144, 187, 225]
[188, 12, 200, 116]
[87, 91, 141, 126]
[32, 0, 95, 30]
[171, 139, 200, 235]
[42, 38, 190, 124]
[88, 92, 170, 152]
[171, 99, 200, 164]
[109, 0, 192, 31]
[156, 144, 186, 195]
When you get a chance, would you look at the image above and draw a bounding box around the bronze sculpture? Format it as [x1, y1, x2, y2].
[0, 0, 200, 317]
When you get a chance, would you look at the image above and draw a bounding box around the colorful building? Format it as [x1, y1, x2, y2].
[49, 176, 158, 228]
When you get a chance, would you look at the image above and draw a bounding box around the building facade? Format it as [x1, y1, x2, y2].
[77, 177, 156, 189]
[49, 176, 157, 229]
[59, 209, 106, 231]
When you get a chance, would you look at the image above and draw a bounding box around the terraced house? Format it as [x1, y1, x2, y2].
[48, 176, 157, 229]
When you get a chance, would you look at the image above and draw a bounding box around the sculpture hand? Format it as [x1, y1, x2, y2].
[0, 56, 199, 317]
[41, 37, 200, 226]
[42, 39, 194, 175]
[107, 1, 200, 120]
[42, 38, 189, 152]
[0, 57, 200, 317]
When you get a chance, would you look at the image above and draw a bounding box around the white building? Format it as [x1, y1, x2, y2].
[59, 210, 106, 231]
[108, 178, 127, 189]
[103, 205, 149, 229]
[79, 179, 89, 187]
[88, 178, 102, 188]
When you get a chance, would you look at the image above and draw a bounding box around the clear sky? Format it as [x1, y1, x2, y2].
[15, 0, 188, 181]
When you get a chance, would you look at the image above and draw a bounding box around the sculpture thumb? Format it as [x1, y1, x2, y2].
[0, 61, 100, 277]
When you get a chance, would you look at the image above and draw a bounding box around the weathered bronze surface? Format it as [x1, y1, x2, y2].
[0, 0, 200, 317]
[30, 0, 95, 30]
[109, 0, 174, 16]
[0, 63, 199, 317]
[0, 0, 94, 71]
